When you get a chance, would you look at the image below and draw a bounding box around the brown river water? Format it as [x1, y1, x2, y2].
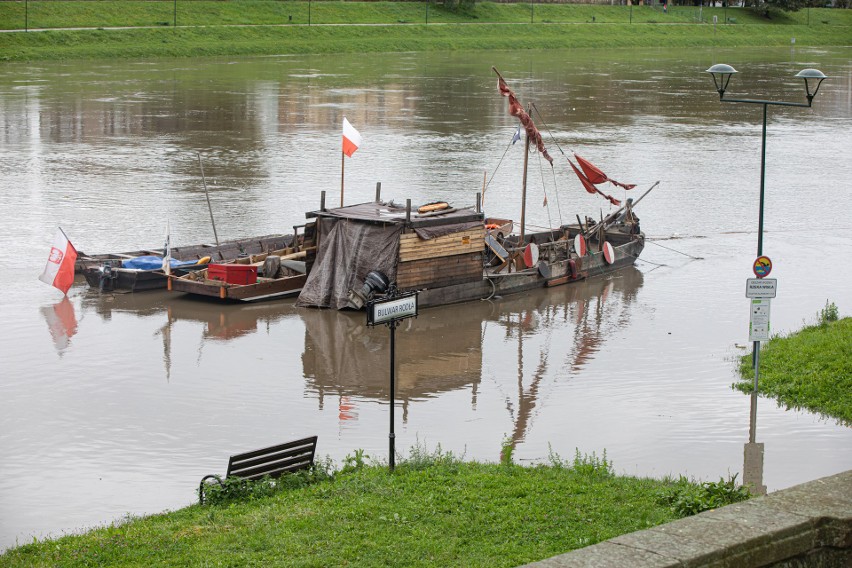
[1, 47, 851, 550]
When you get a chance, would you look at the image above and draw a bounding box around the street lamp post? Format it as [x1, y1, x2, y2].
[706, 64, 826, 443]
[706, 64, 827, 257]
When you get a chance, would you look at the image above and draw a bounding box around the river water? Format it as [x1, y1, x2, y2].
[1, 46, 851, 551]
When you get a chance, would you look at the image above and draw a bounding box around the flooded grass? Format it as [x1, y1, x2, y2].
[736, 315, 852, 426]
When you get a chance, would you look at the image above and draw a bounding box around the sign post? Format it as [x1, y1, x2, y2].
[367, 287, 418, 472]
[745, 257, 775, 444]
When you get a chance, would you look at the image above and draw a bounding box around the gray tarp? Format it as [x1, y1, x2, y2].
[296, 218, 402, 310]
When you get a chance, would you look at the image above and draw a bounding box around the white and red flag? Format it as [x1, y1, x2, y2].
[39, 228, 77, 295]
[342, 117, 362, 157]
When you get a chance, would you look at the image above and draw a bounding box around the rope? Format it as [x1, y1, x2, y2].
[536, 151, 556, 242]
[483, 134, 517, 202]
[647, 240, 704, 260]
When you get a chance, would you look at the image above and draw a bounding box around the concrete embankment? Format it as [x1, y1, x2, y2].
[525, 469, 852, 567]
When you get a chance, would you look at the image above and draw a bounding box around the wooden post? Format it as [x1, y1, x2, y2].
[476, 192, 481, 214]
[520, 116, 531, 247]
[320, 190, 326, 212]
[406, 199, 411, 225]
[375, 182, 382, 202]
[340, 152, 345, 207]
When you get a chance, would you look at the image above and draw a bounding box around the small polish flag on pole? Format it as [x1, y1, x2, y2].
[342, 117, 362, 158]
[39, 228, 78, 296]
[341, 117, 362, 207]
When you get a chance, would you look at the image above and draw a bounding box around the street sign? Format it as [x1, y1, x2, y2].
[746, 278, 777, 299]
[367, 292, 418, 326]
[753, 256, 772, 278]
[749, 298, 771, 342]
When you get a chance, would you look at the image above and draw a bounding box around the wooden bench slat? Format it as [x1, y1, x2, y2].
[229, 451, 316, 478]
[227, 436, 317, 463]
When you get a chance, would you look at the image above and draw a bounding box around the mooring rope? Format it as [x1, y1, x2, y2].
[646, 240, 704, 260]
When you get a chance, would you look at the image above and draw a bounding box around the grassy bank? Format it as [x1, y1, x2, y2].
[0, 3, 850, 61]
[736, 307, 852, 426]
[1, 20, 850, 62]
[0, 449, 749, 566]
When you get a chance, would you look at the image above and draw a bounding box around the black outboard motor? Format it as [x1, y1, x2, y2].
[346, 270, 390, 309]
[99, 261, 115, 292]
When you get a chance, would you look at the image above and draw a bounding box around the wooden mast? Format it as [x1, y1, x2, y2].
[519, 107, 531, 248]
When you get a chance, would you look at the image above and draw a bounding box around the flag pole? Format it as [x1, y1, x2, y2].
[341, 151, 345, 207]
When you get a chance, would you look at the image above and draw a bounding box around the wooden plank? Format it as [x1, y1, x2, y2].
[397, 253, 482, 289]
[399, 231, 484, 262]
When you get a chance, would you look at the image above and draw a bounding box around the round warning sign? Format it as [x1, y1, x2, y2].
[753, 256, 772, 278]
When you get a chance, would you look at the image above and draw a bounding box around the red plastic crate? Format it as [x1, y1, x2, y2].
[207, 263, 257, 285]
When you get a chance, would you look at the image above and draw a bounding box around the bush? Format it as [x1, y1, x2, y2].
[657, 474, 751, 517]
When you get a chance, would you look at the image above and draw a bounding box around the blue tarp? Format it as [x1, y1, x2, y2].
[121, 256, 202, 270]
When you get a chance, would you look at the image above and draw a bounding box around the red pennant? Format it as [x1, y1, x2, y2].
[574, 153, 636, 190]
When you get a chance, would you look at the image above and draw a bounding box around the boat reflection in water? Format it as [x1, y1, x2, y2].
[300, 266, 644, 442]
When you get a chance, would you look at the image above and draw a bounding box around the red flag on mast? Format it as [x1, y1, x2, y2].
[39, 229, 77, 296]
[568, 159, 621, 206]
[574, 153, 636, 190]
[494, 68, 553, 165]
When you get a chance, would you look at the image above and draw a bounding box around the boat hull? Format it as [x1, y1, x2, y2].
[416, 234, 644, 309]
[169, 274, 307, 302]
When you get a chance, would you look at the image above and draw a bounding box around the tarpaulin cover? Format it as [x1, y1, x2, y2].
[121, 256, 200, 270]
[296, 219, 402, 309]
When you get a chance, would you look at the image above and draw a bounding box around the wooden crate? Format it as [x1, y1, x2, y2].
[398, 229, 485, 263]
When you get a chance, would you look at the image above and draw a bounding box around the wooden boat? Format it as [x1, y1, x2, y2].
[80, 234, 297, 293]
[294, 70, 652, 312]
[82, 257, 210, 293]
[169, 250, 309, 302]
[75, 234, 294, 273]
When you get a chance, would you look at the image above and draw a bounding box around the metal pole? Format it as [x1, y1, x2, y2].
[309, 0, 312, 26]
[750, 347, 760, 443]
[530, 0, 534, 24]
[389, 320, 397, 472]
[174, 0, 177, 28]
[25, 0, 28, 32]
[340, 152, 345, 208]
[757, 102, 767, 257]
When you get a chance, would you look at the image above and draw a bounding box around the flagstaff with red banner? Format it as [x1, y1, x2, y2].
[39, 228, 78, 296]
[341, 117, 362, 207]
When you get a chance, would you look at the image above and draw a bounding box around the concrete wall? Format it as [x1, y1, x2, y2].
[524, 470, 852, 568]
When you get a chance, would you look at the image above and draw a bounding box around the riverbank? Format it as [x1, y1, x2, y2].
[1, 3, 850, 61]
[736, 311, 852, 426]
[0, 448, 749, 566]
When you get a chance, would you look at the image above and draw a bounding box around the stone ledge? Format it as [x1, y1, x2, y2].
[522, 470, 852, 568]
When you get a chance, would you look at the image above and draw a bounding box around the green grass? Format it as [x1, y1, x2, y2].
[0, 447, 745, 567]
[0, 3, 850, 61]
[736, 315, 852, 426]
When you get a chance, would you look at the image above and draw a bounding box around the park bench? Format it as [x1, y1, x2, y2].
[198, 435, 318, 504]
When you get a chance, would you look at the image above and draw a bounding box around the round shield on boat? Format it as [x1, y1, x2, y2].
[603, 241, 615, 264]
[523, 242, 539, 268]
[574, 234, 587, 257]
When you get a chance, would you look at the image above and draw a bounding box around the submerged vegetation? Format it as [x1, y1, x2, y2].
[1, 444, 752, 566]
[0, 3, 850, 61]
[736, 303, 851, 425]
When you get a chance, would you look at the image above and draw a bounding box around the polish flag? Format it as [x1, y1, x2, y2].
[342, 117, 362, 157]
[39, 228, 78, 295]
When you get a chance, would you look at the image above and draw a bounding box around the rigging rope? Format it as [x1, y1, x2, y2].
[646, 240, 704, 260]
[483, 134, 517, 203]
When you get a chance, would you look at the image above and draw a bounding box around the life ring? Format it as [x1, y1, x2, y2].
[485, 223, 500, 230]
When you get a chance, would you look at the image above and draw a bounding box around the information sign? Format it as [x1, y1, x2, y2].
[749, 298, 771, 342]
[746, 278, 777, 299]
[367, 292, 418, 326]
